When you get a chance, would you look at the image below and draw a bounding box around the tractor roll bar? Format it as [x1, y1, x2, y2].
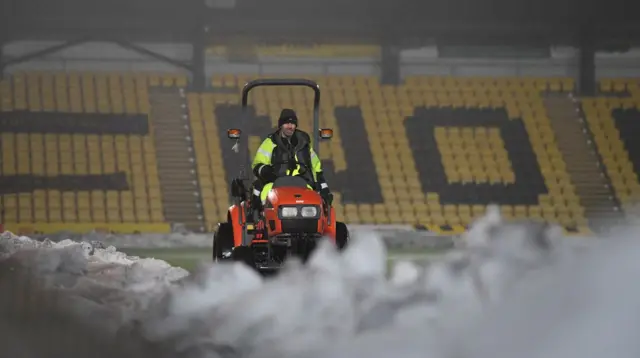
[241, 78, 322, 155]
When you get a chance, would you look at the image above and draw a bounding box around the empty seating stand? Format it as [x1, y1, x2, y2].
[0, 71, 186, 234]
[205, 74, 587, 234]
[582, 78, 640, 221]
[0, 70, 599, 235]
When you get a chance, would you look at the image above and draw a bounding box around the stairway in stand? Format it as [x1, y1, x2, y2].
[148, 87, 204, 232]
[543, 93, 623, 232]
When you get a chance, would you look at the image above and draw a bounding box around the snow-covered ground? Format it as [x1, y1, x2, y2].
[1, 205, 640, 358]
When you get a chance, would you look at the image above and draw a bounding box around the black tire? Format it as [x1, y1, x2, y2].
[212, 223, 235, 262]
[231, 246, 255, 268]
[336, 222, 349, 251]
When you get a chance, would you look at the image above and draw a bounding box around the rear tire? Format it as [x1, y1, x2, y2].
[335, 222, 349, 251]
[212, 223, 234, 262]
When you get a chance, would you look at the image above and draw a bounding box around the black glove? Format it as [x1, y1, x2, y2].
[320, 187, 333, 206]
[257, 164, 277, 182]
[230, 178, 246, 200]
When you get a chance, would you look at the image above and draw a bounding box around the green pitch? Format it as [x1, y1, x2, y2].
[120, 247, 448, 272]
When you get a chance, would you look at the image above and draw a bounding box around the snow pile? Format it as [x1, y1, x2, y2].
[2, 206, 640, 358]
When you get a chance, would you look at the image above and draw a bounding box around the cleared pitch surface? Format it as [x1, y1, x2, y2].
[119, 247, 446, 272]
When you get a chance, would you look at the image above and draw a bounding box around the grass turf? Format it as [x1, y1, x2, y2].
[120, 247, 448, 272]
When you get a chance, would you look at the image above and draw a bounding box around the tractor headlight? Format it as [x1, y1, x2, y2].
[300, 206, 318, 218]
[280, 207, 298, 218]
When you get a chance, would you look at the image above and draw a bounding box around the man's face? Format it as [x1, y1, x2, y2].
[281, 122, 296, 137]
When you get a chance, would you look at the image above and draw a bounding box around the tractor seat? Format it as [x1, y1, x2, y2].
[272, 176, 310, 189]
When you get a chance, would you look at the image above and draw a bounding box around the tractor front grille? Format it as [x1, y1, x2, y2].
[280, 219, 318, 234]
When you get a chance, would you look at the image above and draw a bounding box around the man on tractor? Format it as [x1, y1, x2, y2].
[250, 108, 333, 217]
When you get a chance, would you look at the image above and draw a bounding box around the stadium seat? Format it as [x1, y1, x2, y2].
[0, 71, 170, 234]
[205, 74, 586, 232]
[0, 71, 595, 233]
[582, 79, 640, 220]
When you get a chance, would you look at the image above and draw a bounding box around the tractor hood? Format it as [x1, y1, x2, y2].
[267, 186, 323, 206]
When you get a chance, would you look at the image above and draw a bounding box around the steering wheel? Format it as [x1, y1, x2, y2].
[271, 159, 312, 177]
[271, 159, 332, 209]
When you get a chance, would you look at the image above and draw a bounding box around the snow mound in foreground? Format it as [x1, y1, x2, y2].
[2, 207, 640, 358]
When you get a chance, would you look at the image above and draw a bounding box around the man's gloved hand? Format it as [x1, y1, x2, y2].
[259, 164, 277, 182]
[320, 187, 333, 206]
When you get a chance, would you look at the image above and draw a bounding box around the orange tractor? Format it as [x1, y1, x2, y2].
[212, 79, 349, 273]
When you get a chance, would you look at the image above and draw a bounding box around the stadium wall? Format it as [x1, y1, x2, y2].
[2, 41, 640, 79]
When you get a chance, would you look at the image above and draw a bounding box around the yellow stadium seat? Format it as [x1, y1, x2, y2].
[0, 71, 167, 234]
[4, 71, 618, 233]
[194, 74, 588, 231]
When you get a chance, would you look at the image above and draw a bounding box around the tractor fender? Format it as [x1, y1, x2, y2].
[323, 206, 337, 240]
[228, 203, 246, 247]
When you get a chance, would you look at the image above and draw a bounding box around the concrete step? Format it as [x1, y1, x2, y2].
[150, 114, 186, 120]
[159, 190, 201, 198]
[157, 181, 199, 188]
[152, 133, 191, 140]
[544, 93, 623, 229]
[149, 92, 204, 232]
[164, 212, 201, 220]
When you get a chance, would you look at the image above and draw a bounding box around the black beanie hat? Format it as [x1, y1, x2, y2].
[278, 108, 298, 127]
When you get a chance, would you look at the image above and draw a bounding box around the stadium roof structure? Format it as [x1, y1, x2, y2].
[0, 0, 634, 94]
[1, 0, 637, 48]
